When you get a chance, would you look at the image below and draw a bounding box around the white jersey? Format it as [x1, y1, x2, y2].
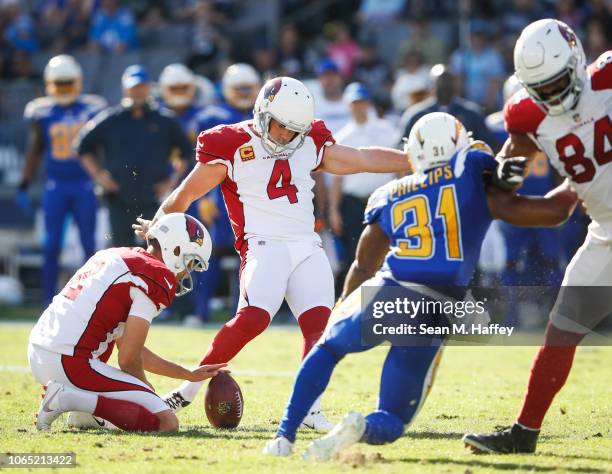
[505, 51, 612, 241]
[195, 119, 335, 254]
[29, 248, 177, 358]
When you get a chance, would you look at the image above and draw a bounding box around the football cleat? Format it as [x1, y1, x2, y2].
[301, 410, 334, 432]
[262, 436, 293, 457]
[463, 423, 540, 454]
[66, 411, 118, 430]
[36, 381, 65, 431]
[302, 411, 366, 462]
[163, 391, 191, 412]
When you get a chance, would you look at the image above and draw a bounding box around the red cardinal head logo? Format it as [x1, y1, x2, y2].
[185, 215, 205, 246]
[263, 77, 283, 103]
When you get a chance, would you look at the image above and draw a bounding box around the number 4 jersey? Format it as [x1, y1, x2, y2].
[505, 51, 612, 241]
[365, 143, 497, 288]
[195, 119, 335, 252]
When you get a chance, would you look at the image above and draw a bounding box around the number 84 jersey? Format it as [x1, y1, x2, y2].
[505, 51, 612, 241]
[195, 119, 335, 252]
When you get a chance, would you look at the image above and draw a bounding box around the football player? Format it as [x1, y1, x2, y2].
[19, 55, 107, 305]
[463, 19, 612, 454]
[262, 112, 578, 459]
[31, 213, 227, 432]
[133, 76, 413, 430]
[184, 63, 261, 324]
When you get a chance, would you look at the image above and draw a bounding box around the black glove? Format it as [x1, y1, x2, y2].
[494, 157, 527, 190]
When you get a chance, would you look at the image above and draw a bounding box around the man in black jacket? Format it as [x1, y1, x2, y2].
[77, 65, 192, 246]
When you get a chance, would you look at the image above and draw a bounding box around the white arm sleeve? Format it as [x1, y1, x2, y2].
[129, 287, 159, 322]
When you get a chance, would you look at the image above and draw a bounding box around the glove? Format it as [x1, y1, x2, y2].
[494, 157, 528, 190]
[16, 190, 31, 214]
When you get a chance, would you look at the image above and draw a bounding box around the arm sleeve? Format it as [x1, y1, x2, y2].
[129, 286, 159, 322]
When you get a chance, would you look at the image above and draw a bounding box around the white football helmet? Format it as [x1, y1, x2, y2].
[514, 19, 586, 116]
[253, 77, 315, 158]
[406, 112, 470, 174]
[159, 63, 196, 108]
[44, 55, 82, 106]
[147, 213, 212, 297]
[222, 63, 260, 110]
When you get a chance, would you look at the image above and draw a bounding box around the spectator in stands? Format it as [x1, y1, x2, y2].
[396, 18, 446, 67]
[4, 1, 38, 53]
[325, 22, 359, 79]
[584, 18, 611, 62]
[88, 0, 138, 53]
[185, 0, 228, 75]
[351, 39, 393, 105]
[355, 0, 405, 31]
[276, 23, 306, 78]
[555, 0, 585, 34]
[77, 65, 192, 247]
[3, 49, 38, 80]
[314, 58, 349, 135]
[33, 0, 94, 51]
[252, 45, 278, 80]
[391, 48, 430, 112]
[450, 20, 506, 113]
[500, 0, 541, 38]
[138, 4, 169, 47]
[397, 64, 492, 146]
[328, 82, 397, 277]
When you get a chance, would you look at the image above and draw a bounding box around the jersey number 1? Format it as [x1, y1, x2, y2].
[267, 160, 298, 203]
[392, 185, 462, 260]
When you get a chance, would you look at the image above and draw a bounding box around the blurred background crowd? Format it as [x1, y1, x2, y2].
[0, 0, 610, 327]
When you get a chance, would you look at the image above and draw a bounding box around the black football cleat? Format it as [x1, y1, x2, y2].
[463, 423, 539, 454]
[164, 391, 191, 411]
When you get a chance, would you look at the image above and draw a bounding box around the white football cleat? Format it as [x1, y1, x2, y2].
[301, 410, 334, 432]
[36, 381, 65, 431]
[262, 436, 293, 457]
[66, 411, 118, 430]
[302, 411, 366, 462]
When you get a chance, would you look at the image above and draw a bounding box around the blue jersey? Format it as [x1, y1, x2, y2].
[365, 143, 497, 288]
[196, 102, 252, 132]
[24, 94, 107, 181]
[159, 102, 206, 144]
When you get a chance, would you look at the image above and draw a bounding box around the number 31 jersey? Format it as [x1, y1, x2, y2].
[365, 143, 497, 289]
[195, 119, 335, 252]
[505, 51, 612, 241]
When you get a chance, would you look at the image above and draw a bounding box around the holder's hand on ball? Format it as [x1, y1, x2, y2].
[186, 363, 229, 382]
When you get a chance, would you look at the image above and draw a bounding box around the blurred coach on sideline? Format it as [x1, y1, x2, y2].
[77, 65, 192, 247]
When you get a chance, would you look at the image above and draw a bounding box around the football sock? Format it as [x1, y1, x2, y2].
[517, 322, 585, 429]
[298, 306, 331, 359]
[179, 306, 271, 402]
[277, 345, 338, 443]
[57, 385, 97, 413]
[94, 396, 160, 432]
[362, 410, 405, 445]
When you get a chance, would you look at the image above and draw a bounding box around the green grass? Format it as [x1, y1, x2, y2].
[0, 322, 611, 473]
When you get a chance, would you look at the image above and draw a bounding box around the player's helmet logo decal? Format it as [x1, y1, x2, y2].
[264, 77, 282, 103]
[557, 22, 577, 49]
[185, 215, 205, 246]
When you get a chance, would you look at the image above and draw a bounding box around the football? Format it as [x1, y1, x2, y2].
[204, 372, 243, 428]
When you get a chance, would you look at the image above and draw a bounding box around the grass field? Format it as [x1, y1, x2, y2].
[1, 321, 611, 474]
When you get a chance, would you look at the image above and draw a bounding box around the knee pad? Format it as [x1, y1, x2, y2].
[362, 410, 405, 445]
